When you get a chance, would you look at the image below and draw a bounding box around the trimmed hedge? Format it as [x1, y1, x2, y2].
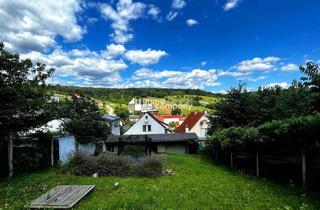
[207, 113, 320, 150]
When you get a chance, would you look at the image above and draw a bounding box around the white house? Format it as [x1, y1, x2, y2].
[128, 98, 158, 113]
[50, 96, 60, 103]
[177, 111, 209, 142]
[124, 112, 169, 135]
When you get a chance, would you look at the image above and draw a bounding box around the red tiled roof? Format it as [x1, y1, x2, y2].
[176, 111, 205, 133]
[156, 115, 185, 122]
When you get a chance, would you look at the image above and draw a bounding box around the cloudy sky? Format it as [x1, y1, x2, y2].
[1, 0, 320, 92]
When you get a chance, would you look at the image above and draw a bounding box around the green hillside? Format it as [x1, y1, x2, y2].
[50, 85, 222, 115]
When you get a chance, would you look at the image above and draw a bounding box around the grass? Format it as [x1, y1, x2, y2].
[1, 155, 319, 210]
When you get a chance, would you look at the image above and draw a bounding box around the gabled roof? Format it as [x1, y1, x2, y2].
[146, 112, 169, 129]
[156, 115, 185, 121]
[176, 111, 205, 133]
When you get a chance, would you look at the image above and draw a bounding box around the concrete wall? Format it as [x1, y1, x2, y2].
[156, 143, 187, 155]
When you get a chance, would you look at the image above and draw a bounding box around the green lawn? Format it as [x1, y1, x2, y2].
[1, 155, 319, 210]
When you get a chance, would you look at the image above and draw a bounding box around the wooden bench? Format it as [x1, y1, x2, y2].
[27, 185, 95, 209]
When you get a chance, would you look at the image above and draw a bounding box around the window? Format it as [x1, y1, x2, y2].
[143, 125, 147, 132]
[145, 115, 148, 119]
[148, 125, 151, 131]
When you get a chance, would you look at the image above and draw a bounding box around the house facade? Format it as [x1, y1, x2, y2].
[103, 114, 121, 135]
[177, 111, 209, 142]
[124, 112, 169, 135]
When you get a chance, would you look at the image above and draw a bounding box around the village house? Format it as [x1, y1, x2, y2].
[124, 112, 169, 135]
[128, 98, 158, 113]
[177, 111, 209, 143]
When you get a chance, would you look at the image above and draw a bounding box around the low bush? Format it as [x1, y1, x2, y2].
[61, 152, 165, 177]
[134, 156, 164, 177]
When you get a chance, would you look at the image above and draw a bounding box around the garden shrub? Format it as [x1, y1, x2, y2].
[60, 151, 92, 173]
[61, 152, 164, 177]
[134, 156, 164, 177]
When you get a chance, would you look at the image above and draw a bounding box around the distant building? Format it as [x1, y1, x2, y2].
[124, 112, 169, 135]
[128, 98, 158, 113]
[103, 114, 122, 135]
[177, 111, 209, 142]
[50, 96, 60, 103]
[155, 115, 185, 127]
[128, 115, 140, 122]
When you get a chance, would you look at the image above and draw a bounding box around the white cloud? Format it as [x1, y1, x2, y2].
[223, 0, 240, 11]
[132, 68, 220, 89]
[100, 0, 160, 44]
[148, 4, 161, 21]
[166, 0, 186, 21]
[100, 0, 146, 44]
[281, 63, 299, 72]
[172, 0, 186, 9]
[102, 44, 126, 59]
[234, 56, 280, 72]
[251, 76, 266, 82]
[0, 0, 84, 52]
[20, 48, 128, 87]
[201, 61, 207, 66]
[265, 82, 290, 89]
[166, 11, 179, 21]
[124, 49, 167, 65]
[186, 19, 198, 26]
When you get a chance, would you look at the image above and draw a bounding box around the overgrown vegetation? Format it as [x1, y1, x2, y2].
[206, 61, 320, 188]
[61, 152, 164, 177]
[1, 155, 320, 209]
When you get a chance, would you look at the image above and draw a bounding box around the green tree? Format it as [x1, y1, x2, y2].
[208, 83, 257, 134]
[299, 62, 320, 112]
[0, 41, 54, 178]
[299, 62, 320, 92]
[63, 95, 110, 144]
[114, 106, 129, 120]
[171, 107, 182, 115]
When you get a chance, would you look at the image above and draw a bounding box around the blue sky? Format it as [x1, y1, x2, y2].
[1, 0, 320, 92]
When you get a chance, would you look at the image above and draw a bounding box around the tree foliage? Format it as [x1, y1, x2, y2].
[171, 107, 182, 115]
[299, 62, 320, 92]
[208, 82, 317, 134]
[0, 41, 54, 136]
[50, 85, 222, 105]
[207, 113, 320, 152]
[62, 95, 110, 143]
[114, 106, 129, 120]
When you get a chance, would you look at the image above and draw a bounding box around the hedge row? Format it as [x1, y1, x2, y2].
[207, 113, 320, 151]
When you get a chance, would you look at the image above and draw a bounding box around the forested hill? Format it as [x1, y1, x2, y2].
[49, 85, 223, 104]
